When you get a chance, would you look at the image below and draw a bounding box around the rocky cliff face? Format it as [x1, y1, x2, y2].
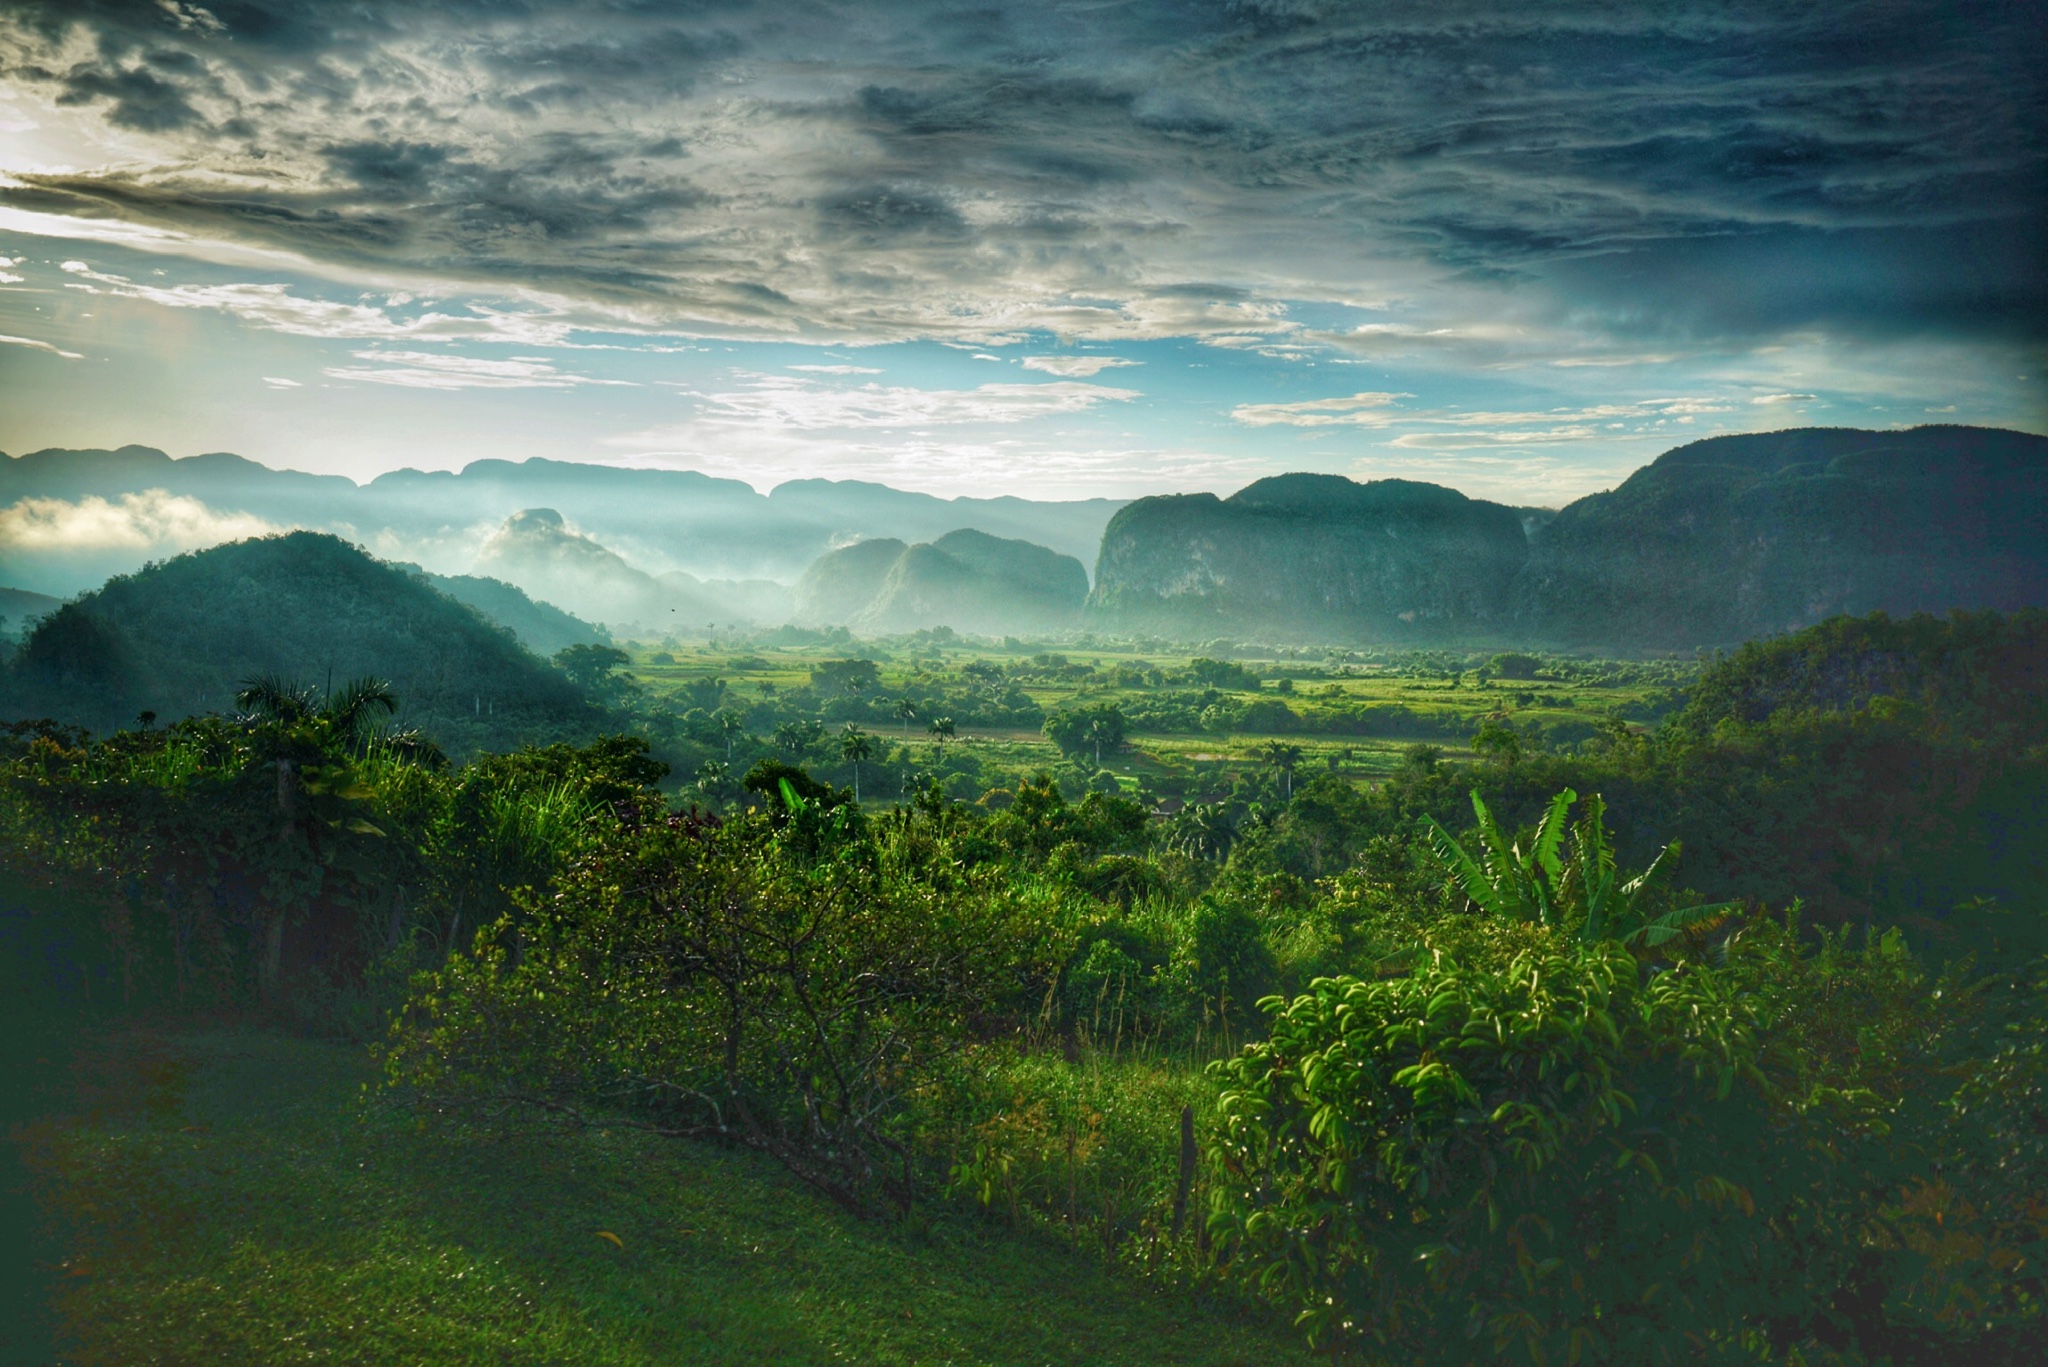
[795, 529, 1087, 635]
[1087, 474, 1529, 643]
[1087, 430, 2048, 647]
[1513, 426, 2048, 646]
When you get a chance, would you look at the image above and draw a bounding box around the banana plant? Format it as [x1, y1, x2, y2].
[1424, 787, 1575, 925]
[1426, 787, 1737, 950]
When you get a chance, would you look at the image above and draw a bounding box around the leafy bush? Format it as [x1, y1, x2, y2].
[383, 807, 1067, 1215]
[1208, 922, 2048, 1363]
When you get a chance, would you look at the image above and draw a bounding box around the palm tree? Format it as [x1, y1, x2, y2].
[696, 759, 732, 799]
[926, 716, 955, 755]
[894, 696, 919, 737]
[716, 709, 747, 760]
[236, 674, 396, 745]
[1084, 715, 1115, 766]
[839, 722, 874, 802]
[1261, 741, 1304, 798]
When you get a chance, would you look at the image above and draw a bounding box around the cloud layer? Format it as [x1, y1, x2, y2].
[0, 488, 280, 552]
[1, 0, 2038, 355]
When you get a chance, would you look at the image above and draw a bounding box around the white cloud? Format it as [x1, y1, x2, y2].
[0, 490, 280, 553]
[1751, 392, 1818, 404]
[1387, 428, 1599, 450]
[1022, 356, 1141, 378]
[322, 350, 636, 390]
[54, 261, 584, 346]
[786, 364, 882, 374]
[1231, 392, 1410, 427]
[0, 333, 83, 360]
[694, 375, 1140, 429]
[263, 376, 302, 388]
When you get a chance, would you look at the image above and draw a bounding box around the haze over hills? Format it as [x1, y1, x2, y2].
[1088, 426, 2048, 648]
[797, 530, 1090, 636]
[412, 571, 612, 659]
[3, 427, 2043, 651]
[0, 446, 1125, 595]
[0, 587, 61, 641]
[472, 508, 795, 632]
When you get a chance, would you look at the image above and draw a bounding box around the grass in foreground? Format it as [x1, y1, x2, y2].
[20, 1028, 1305, 1366]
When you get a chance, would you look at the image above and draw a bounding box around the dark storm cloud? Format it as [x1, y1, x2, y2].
[1, 0, 2040, 345]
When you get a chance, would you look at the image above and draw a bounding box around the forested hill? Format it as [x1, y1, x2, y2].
[0, 532, 596, 750]
[1089, 426, 2048, 648]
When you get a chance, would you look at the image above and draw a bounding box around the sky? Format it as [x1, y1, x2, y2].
[0, 0, 2041, 506]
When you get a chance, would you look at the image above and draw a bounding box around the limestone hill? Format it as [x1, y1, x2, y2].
[1088, 427, 2048, 647]
[796, 530, 1088, 636]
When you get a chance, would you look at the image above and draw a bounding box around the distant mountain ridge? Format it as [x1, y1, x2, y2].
[0, 445, 1126, 592]
[1513, 425, 2048, 645]
[7, 426, 2042, 649]
[1090, 426, 2048, 647]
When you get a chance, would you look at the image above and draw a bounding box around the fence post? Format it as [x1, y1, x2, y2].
[1171, 1103, 1196, 1237]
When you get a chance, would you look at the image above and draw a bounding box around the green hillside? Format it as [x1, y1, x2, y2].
[0, 532, 596, 750]
[420, 570, 612, 657]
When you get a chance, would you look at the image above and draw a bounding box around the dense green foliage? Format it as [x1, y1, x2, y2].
[4, 608, 2045, 1361]
[1212, 928, 2048, 1362]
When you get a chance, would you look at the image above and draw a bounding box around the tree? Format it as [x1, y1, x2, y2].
[839, 723, 874, 802]
[236, 673, 397, 747]
[695, 759, 734, 801]
[1262, 741, 1304, 799]
[812, 658, 881, 696]
[894, 696, 919, 737]
[1043, 704, 1126, 761]
[553, 643, 633, 696]
[926, 716, 955, 754]
[1470, 717, 1522, 766]
[716, 709, 747, 760]
[774, 718, 824, 758]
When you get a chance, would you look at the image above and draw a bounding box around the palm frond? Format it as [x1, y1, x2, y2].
[1423, 815, 1501, 917]
[1468, 792, 1527, 918]
[234, 673, 314, 722]
[1627, 901, 1740, 950]
[325, 676, 397, 738]
[1530, 787, 1576, 885]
